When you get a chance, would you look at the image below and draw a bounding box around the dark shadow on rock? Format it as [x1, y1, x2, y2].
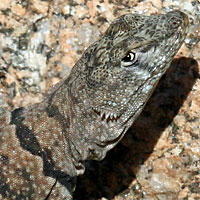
[73, 57, 199, 200]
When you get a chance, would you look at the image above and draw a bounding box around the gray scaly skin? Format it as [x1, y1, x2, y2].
[0, 10, 189, 199]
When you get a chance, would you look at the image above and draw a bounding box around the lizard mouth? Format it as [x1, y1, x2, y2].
[92, 107, 121, 124]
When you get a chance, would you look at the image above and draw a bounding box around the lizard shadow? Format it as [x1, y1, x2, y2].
[74, 57, 199, 200]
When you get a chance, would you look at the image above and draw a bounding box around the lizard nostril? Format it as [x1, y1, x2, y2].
[170, 19, 182, 29]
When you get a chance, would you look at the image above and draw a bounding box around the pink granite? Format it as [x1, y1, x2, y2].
[0, 0, 199, 199]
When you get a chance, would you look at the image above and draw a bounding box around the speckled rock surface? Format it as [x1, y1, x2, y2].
[0, 0, 199, 200]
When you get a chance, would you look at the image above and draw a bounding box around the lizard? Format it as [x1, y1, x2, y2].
[0, 10, 189, 200]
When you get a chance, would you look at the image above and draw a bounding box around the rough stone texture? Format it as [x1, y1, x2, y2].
[0, 0, 199, 200]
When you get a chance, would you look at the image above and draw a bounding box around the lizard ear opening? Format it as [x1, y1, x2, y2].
[121, 51, 137, 67]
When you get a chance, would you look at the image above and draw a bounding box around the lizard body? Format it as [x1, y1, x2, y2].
[0, 11, 189, 199]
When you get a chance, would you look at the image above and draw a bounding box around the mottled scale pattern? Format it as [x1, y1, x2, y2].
[0, 11, 189, 199]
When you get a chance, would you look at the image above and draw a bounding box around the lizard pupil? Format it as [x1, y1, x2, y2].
[124, 52, 135, 61]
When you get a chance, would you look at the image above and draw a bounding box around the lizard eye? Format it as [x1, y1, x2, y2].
[121, 51, 137, 67]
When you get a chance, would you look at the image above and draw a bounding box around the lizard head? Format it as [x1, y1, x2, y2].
[64, 11, 190, 161]
[78, 10, 189, 128]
